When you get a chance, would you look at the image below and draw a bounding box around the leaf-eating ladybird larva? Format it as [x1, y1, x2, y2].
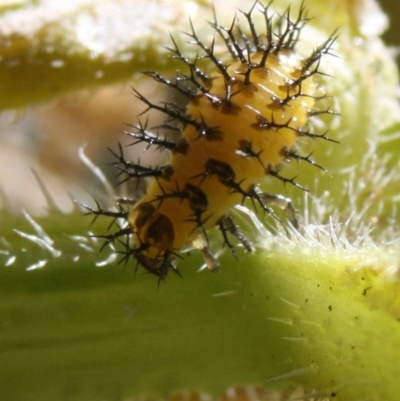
[84, 2, 338, 281]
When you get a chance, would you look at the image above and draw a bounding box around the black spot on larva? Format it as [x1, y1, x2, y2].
[146, 214, 175, 248]
[279, 147, 288, 157]
[204, 158, 236, 187]
[160, 164, 174, 181]
[237, 140, 255, 158]
[238, 84, 258, 98]
[251, 115, 290, 131]
[201, 125, 224, 141]
[238, 140, 252, 156]
[185, 183, 208, 212]
[220, 100, 242, 115]
[134, 202, 156, 230]
[174, 138, 189, 154]
[266, 96, 285, 110]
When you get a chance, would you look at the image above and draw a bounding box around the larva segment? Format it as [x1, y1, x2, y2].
[89, 2, 337, 280]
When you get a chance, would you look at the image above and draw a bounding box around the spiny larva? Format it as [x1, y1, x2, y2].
[84, 1, 337, 281]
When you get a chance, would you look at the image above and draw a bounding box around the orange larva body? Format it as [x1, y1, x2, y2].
[129, 51, 317, 269]
[88, 3, 337, 280]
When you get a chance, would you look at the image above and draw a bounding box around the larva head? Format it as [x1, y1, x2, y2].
[129, 202, 178, 278]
